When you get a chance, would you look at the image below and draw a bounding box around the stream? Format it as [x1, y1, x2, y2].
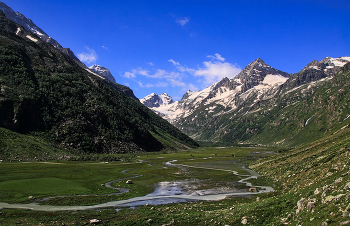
[0, 160, 274, 211]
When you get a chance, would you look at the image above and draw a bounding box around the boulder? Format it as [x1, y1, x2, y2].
[314, 188, 322, 195]
[249, 187, 258, 192]
[344, 182, 350, 190]
[307, 200, 316, 212]
[126, 180, 133, 184]
[297, 198, 306, 210]
[334, 177, 343, 184]
[90, 219, 101, 224]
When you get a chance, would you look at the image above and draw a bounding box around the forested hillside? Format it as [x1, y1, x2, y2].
[0, 11, 198, 157]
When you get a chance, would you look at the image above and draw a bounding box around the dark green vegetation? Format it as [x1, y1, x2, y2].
[0, 10, 198, 158]
[0, 147, 266, 205]
[176, 62, 350, 149]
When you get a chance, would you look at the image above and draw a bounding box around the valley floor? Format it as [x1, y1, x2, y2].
[1, 129, 350, 225]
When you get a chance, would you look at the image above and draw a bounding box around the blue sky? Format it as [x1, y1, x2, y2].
[3, 0, 350, 100]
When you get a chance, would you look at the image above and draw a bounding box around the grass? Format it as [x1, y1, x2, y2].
[0, 147, 274, 206]
[1, 134, 349, 225]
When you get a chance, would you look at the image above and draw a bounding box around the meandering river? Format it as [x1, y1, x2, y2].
[0, 160, 274, 211]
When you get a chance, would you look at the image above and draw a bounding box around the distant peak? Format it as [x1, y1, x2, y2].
[253, 58, 265, 64]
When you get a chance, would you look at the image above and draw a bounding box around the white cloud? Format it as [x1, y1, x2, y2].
[124, 54, 240, 91]
[194, 61, 241, 85]
[147, 62, 154, 66]
[176, 17, 190, 26]
[138, 82, 168, 88]
[168, 59, 180, 66]
[187, 83, 198, 91]
[101, 45, 108, 50]
[168, 78, 186, 87]
[122, 71, 136, 79]
[207, 53, 225, 62]
[77, 46, 98, 64]
[169, 54, 241, 86]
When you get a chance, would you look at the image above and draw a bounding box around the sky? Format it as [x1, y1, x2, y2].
[2, 0, 350, 100]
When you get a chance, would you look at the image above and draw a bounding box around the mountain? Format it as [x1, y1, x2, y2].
[0, 1, 128, 89]
[141, 58, 290, 123]
[140, 93, 174, 108]
[89, 65, 116, 83]
[0, 1, 87, 69]
[0, 9, 198, 159]
[88, 65, 139, 101]
[172, 57, 350, 146]
[141, 57, 350, 147]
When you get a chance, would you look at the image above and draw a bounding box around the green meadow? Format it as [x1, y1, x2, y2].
[0, 146, 275, 205]
[1, 134, 349, 225]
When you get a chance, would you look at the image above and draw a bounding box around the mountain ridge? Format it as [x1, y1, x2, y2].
[141, 57, 350, 147]
[0, 10, 198, 157]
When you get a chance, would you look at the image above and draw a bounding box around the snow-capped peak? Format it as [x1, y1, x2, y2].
[140, 93, 174, 108]
[88, 65, 116, 83]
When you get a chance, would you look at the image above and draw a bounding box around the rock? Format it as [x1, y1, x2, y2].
[241, 218, 248, 224]
[322, 188, 330, 197]
[126, 180, 133, 184]
[249, 187, 259, 192]
[345, 203, 350, 211]
[314, 188, 322, 195]
[307, 201, 316, 211]
[297, 198, 306, 210]
[322, 194, 345, 204]
[28, 196, 35, 200]
[101, 184, 105, 186]
[147, 219, 152, 223]
[334, 177, 343, 184]
[256, 197, 261, 202]
[90, 219, 100, 224]
[321, 221, 328, 226]
[344, 182, 350, 190]
[342, 212, 349, 217]
[340, 221, 350, 226]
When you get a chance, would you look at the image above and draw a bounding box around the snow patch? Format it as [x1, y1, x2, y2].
[16, 27, 21, 35]
[26, 35, 38, 42]
[263, 74, 288, 85]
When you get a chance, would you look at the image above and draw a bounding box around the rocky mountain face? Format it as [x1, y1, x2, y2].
[141, 58, 290, 123]
[142, 57, 350, 147]
[140, 93, 174, 108]
[0, 1, 87, 68]
[89, 65, 116, 83]
[0, 10, 198, 155]
[0, 1, 134, 91]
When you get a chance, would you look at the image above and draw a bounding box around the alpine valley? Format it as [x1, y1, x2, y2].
[2, 1, 350, 226]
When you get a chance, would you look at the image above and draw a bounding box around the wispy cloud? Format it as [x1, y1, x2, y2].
[138, 82, 168, 88]
[77, 46, 98, 64]
[207, 53, 225, 62]
[194, 60, 241, 85]
[169, 53, 241, 86]
[176, 17, 190, 26]
[123, 53, 240, 92]
[101, 46, 108, 50]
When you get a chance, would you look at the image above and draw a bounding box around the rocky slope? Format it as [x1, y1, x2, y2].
[0, 1, 131, 93]
[0, 10, 198, 157]
[141, 58, 290, 122]
[142, 57, 350, 147]
[89, 65, 116, 83]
